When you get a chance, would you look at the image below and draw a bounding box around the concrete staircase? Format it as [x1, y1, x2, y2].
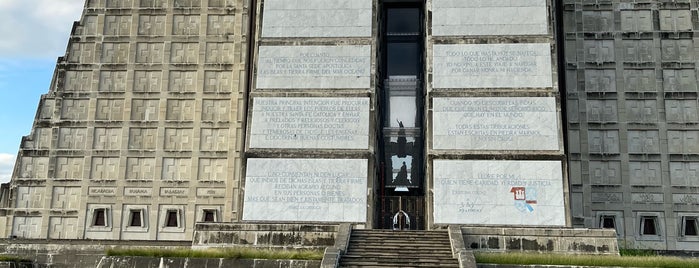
[338, 229, 460, 267]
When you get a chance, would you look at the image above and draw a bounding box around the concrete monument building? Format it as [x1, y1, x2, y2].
[0, 0, 696, 252]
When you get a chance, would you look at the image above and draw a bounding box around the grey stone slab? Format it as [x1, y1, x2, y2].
[256, 45, 371, 89]
[432, 0, 548, 36]
[242, 158, 368, 222]
[433, 97, 560, 151]
[433, 160, 565, 226]
[261, 0, 372, 37]
[433, 44, 553, 89]
[249, 97, 370, 149]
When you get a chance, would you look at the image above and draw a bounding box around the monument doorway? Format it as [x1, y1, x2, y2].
[375, 1, 426, 230]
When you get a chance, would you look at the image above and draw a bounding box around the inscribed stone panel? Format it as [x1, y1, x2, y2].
[128, 128, 157, 150]
[433, 97, 559, 150]
[673, 194, 699, 205]
[243, 158, 368, 222]
[39, 99, 54, 119]
[665, 100, 699, 122]
[202, 99, 229, 122]
[589, 161, 622, 185]
[161, 158, 191, 181]
[90, 157, 120, 180]
[256, 45, 371, 89]
[48, 217, 79, 239]
[136, 43, 164, 63]
[166, 99, 195, 121]
[432, 0, 547, 36]
[622, 40, 654, 62]
[27, 128, 51, 150]
[140, 0, 167, 8]
[627, 130, 660, 153]
[18, 157, 49, 178]
[130, 99, 159, 121]
[586, 100, 618, 122]
[631, 193, 664, 204]
[64, 71, 93, 92]
[433, 44, 553, 89]
[659, 10, 692, 31]
[198, 158, 227, 181]
[174, 0, 200, 7]
[126, 157, 156, 180]
[629, 162, 662, 185]
[621, 10, 652, 32]
[668, 131, 699, 154]
[433, 160, 565, 226]
[170, 43, 199, 63]
[261, 0, 371, 37]
[208, 0, 235, 7]
[104, 15, 132, 36]
[207, 15, 235, 36]
[138, 15, 166, 36]
[670, 162, 699, 186]
[99, 71, 127, 92]
[626, 100, 658, 123]
[133, 71, 162, 92]
[663, 69, 697, 92]
[172, 15, 200, 35]
[200, 128, 228, 151]
[623, 69, 656, 92]
[12, 217, 42, 239]
[588, 130, 620, 153]
[57, 128, 87, 150]
[60, 99, 89, 120]
[583, 40, 615, 63]
[168, 71, 197, 93]
[93, 128, 121, 150]
[582, 11, 613, 32]
[68, 43, 94, 63]
[16, 187, 45, 208]
[203, 71, 233, 93]
[205, 43, 234, 64]
[106, 0, 132, 8]
[51, 187, 80, 209]
[164, 128, 193, 151]
[95, 99, 125, 121]
[584, 69, 616, 92]
[101, 43, 129, 64]
[250, 97, 370, 149]
[55, 157, 84, 179]
[661, 40, 694, 62]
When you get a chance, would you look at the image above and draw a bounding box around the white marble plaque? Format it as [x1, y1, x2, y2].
[243, 158, 367, 222]
[262, 0, 372, 37]
[433, 160, 565, 226]
[432, 0, 548, 36]
[433, 97, 560, 151]
[250, 97, 370, 149]
[256, 45, 371, 89]
[433, 44, 553, 89]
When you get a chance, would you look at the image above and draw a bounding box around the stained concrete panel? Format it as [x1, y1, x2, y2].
[261, 0, 372, 37]
[433, 97, 559, 150]
[433, 44, 553, 89]
[243, 158, 367, 222]
[249, 97, 369, 149]
[433, 160, 565, 226]
[432, 0, 547, 36]
[256, 45, 371, 89]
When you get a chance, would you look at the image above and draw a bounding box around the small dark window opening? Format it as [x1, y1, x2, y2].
[600, 216, 616, 229]
[641, 217, 658, 235]
[93, 209, 107, 226]
[129, 210, 143, 227]
[165, 210, 179, 227]
[683, 217, 698, 236]
[203, 210, 216, 222]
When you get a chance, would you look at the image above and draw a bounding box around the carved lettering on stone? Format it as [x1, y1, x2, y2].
[670, 162, 699, 186]
[162, 158, 191, 181]
[168, 71, 197, 93]
[668, 131, 699, 154]
[58, 128, 87, 150]
[68, 43, 94, 63]
[589, 161, 622, 185]
[196, 188, 225, 197]
[166, 99, 195, 121]
[631, 193, 663, 204]
[138, 15, 166, 35]
[18, 157, 49, 178]
[133, 71, 162, 92]
[201, 99, 229, 122]
[124, 187, 152, 196]
[198, 158, 227, 181]
[207, 15, 235, 36]
[126, 157, 156, 180]
[205, 43, 234, 64]
[64, 71, 93, 92]
[203, 71, 232, 93]
[626, 100, 658, 123]
[128, 128, 157, 150]
[666, 100, 699, 123]
[93, 128, 121, 150]
[88, 187, 116, 196]
[629, 161, 662, 185]
[130, 99, 159, 121]
[90, 157, 120, 180]
[136, 43, 164, 63]
[95, 99, 125, 121]
[104, 15, 132, 36]
[674, 194, 699, 205]
[164, 128, 193, 151]
[590, 192, 622, 203]
[160, 188, 189, 196]
[262, 0, 371, 37]
[200, 128, 228, 151]
[170, 43, 199, 63]
[51, 187, 80, 209]
[173, 15, 200, 35]
[432, 0, 547, 36]
[588, 130, 620, 154]
[60, 99, 89, 120]
[55, 157, 84, 179]
[99, 71, 127, 92]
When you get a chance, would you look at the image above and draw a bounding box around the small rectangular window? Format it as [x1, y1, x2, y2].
[682, 216, 698, 236]
[129, 209, 143, 227]
[203, 210, 216, 222]
[165, 210, 179, 227]
[641, 216, 658, 235]
[600, 215, 616, 229]
[93, 208, 107, 226]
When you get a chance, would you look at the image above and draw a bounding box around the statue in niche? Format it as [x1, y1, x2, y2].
[393, 161, 410, 185]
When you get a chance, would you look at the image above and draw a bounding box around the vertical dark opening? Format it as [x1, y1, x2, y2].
[166, 210, 179, 227]
[203, 210, 216, 222]
[93, 209, 106, 226]
[129, 210, 143, 227]
[685, 217, 698, 236]
[642, 217, 657, 235]
[601, 216, 616, 229]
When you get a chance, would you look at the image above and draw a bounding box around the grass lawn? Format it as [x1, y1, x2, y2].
[105, 247, 323, 260]
[474, 252, 699, 268]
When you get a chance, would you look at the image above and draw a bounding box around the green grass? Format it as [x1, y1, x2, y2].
[474, 252, 699, 268]
[0, 255, 30, 262]
[105, 247, 323, 260]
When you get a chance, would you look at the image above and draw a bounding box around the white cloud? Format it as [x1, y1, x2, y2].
[0, 0, 83, 58]
[0, 153, 15, 183]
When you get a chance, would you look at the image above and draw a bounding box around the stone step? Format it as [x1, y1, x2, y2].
[339, 257, 459, 267]
[346, 246, 453, 252]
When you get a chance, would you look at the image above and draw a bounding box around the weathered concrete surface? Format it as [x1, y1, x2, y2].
[96, 256, 320, 268]
[319, 223, 351, 268]
[460, 227, 618, 255]
[193, 223, 338, 249]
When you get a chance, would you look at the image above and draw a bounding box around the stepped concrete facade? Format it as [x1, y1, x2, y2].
[0, 0, 694, 252]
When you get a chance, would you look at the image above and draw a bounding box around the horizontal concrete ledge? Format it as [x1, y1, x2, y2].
[460, 227, 617, 238]
[0, 239, 191, 247]
[479, 265, 642, 268]
[193, 223, 339, 249]
[96, 256, 321, 268]
[195, 223, 339, 232]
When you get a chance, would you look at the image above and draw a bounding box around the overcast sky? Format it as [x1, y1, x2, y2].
[0, 0, 84, 182]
